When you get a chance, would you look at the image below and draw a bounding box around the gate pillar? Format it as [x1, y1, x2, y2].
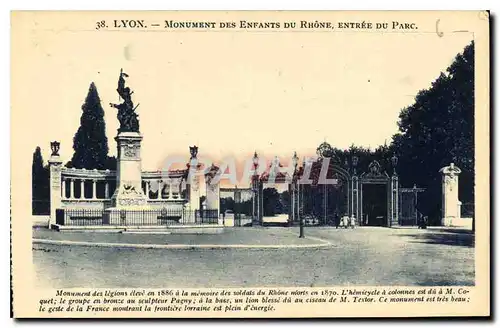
[351, 175, 359, 221]
[390, 174, 399, 227]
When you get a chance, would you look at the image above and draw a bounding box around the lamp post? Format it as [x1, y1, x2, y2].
[351, 155, 359, 223]
[392, 154, 399, 226]
[297, 154, 305, 238]
[252, 151, 259, 223]
[291, 152, 298, 228]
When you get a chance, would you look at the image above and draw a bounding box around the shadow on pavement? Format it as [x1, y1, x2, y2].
[399, 232, 475, 247]
[414, 280, 475, 286]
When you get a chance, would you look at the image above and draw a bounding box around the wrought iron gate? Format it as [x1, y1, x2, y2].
[398, 185, 426, 226]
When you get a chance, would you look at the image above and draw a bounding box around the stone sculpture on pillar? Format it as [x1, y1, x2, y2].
[186, 146, 201, 223]
[439, 163, 462, 226]
[109, 69, 147, 209]
[48, 141, 63, 226]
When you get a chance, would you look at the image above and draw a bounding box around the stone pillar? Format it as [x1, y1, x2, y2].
[70, 178, 75, 199]
[111, 132, 147, 208]
[80, 179, 85, 199]
[48, 142, 63, 226]
[351, 176, 359, 222]
[61, 178, 66, 199]
[168, 183, 173, 199]
[157, 180, 162, 199]
[439, 163, 462, 226]
[206, 180, 220, 218]
[104, 181, 109, 199]
[145, 180, 150, 199]
[92, 179, 97, 199]
[186, 146, 201, 223]
[390, 175, 399, 227]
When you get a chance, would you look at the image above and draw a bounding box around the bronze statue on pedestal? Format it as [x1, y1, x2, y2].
[110, 69, 140, 133]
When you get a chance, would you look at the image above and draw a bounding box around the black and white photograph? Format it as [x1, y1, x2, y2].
[10, 10, 490, 318]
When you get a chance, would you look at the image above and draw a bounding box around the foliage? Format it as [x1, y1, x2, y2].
[32, 146, 50, 215]
[310, 42, 475, 224]
[392, 41, 474, 222]
[69, 83, 115, 170]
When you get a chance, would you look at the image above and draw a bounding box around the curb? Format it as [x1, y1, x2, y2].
[32, 237, 333, 250]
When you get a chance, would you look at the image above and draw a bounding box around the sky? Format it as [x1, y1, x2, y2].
[12, 14, 474, 175]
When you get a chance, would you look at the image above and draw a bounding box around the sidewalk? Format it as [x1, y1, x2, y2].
[32, 226, 331, 249]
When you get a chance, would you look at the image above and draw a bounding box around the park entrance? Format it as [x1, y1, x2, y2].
[361, 184, 388, 226]
[218, 149, 426, 228]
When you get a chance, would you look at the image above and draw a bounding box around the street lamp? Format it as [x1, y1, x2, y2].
[252, 151, 259, 224]
[292, 153, 305, 238]
[291, 152, 299, 229]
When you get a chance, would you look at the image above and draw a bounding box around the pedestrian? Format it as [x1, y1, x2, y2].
[418, 215, 428, 229]
[335, 212, 340, 229]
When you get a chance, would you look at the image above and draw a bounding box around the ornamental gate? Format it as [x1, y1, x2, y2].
[398, 185, 426, 226]
[354, 160, 399, 227]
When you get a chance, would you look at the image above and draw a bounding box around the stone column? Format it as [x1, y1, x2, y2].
[439, 163, 462, 226]
[70, 178, 75, 199]
[157, 180, 162, 199]
[145, 180, 150, 199]
[48, 144, 63, 227]
[92, 179, 97, 199]
[351, 176, 359, 222]
[104, 181, 109, 199]
[80, 179, 85, 199]
[61, 178, 66, 199]
[390, 175, 399, 227]
[168, 183, 173, 199]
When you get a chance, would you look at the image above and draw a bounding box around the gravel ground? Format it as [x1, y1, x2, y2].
[32, 227, 474, 288]
[33, 226, 319, 246]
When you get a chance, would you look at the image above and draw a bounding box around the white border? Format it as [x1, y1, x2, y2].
[4, 1, 498, 327]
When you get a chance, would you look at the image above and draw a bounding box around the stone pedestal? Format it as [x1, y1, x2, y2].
[110, 132, 148, 209]
[439, 163, 462, 226]
[48, 155, 63, 226]
[206, 181, 220, 218]
[185, 158, 201, 224]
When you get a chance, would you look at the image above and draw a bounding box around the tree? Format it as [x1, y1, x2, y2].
[220, 197, 235, 213]
[391, 41, 474, 223]
[32, 147, 50, 215]
[70, 82, 110, 170]
[263, 188, 280, 216]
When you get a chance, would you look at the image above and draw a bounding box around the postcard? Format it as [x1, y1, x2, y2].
[11, 10, 490, 318]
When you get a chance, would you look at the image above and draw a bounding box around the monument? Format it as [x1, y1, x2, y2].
[108, 69, 148, 209]
[205, 164, 221, 219]
[439, 163, 462, 226]
[185, 145, 201, 223]
[48, 141, 63, 225]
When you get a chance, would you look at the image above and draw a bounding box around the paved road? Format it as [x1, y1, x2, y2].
[32, 227, 474, 288]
